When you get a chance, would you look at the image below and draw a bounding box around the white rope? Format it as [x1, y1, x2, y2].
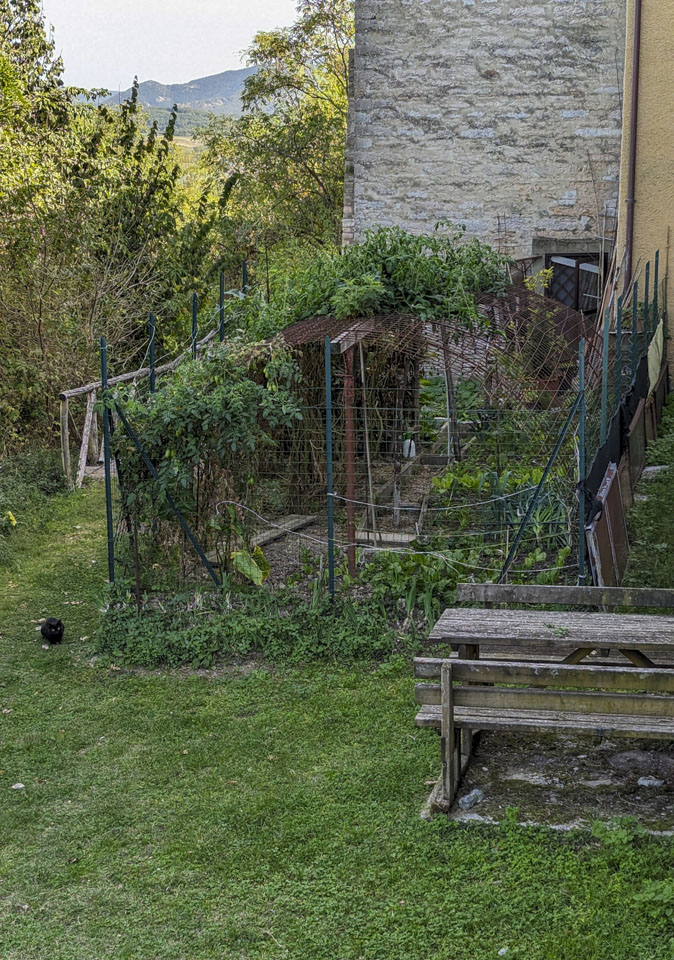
[214, 499, 577, 575]
[331, 485, 543, 512]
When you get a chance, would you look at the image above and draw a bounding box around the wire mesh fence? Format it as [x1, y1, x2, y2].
[100, 258, 668, 628]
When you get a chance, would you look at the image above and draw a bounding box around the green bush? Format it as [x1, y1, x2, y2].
[0, 447, 66, 566]
[94, 589, 407, 668]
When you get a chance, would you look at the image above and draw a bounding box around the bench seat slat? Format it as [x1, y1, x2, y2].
[415, 704, 674, 739]
[414, 658, 674, 691]
[415, 683, 674, 718]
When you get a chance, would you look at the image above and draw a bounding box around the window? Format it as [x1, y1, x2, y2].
[545, 253, 604, 315]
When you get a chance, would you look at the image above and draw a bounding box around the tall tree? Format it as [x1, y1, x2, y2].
[201, 0, 353, 251]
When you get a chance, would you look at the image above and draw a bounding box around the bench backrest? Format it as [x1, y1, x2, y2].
[414, 657, 674, 719]
[456, 582, 674, 610]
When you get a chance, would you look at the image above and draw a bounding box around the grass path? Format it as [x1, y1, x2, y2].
[1, 485, 673, 959]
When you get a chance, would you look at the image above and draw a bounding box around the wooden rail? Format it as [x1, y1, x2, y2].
[58, 328, 219, 488]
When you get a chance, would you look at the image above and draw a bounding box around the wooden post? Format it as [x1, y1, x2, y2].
[344, 346, 357, 576]
[441, 662, 456, 805]
[60, 398, 73, 490]
[88, 390, 99, 464]
[325, 338, 336, 598]
[359, 343, 377, 542]
[76, 391, 96, 488]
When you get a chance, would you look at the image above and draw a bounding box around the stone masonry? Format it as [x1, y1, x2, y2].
[343, 0, 625, 260]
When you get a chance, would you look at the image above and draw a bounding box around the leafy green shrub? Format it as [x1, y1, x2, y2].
[94, 588, 405, 668]
[224, 224, 512, 340]
[361, 549, 472, 627]
[0, 447, 66, 566]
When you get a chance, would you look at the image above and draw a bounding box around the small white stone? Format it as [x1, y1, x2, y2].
[498, 949, 508, 957]
[11, 783, 24, 790]
[637, 776, 664, 788]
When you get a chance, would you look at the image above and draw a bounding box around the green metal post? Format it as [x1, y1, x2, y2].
[654, 249, 660, 330]
[192, 293, 198, 359]
[578, 338, 586, 585]
[499, 390, 582, 583]
[644, 260, 650, 347]
[149, 312, 156, 393]
[600, 307, 610, 445]
[614, 295, 623, 409]
[219, 271, 225, 342]
[101, 337, 115, 584]
[631, 280, 639, 379]
[325, 337, 335, 598]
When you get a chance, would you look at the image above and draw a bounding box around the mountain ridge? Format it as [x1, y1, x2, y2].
[101, 66, 255, 116]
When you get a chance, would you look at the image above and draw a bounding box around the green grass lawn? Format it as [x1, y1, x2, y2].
[1, 485, 674, 959]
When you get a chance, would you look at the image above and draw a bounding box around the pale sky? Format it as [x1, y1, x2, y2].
[41, 0, 299, 90]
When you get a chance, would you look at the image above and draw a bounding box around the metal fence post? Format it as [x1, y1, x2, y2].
[101, 337, 115, 585]
[219, 271, 225, 342]
[600, 307, 610, 445]
[654, 249, 660, 328]
[242, 259, 248, 294]
[325, 336, 335, 598]
[149, 312, 156, 393]
[631, 279, 639, 379]
[578, 338, 586, 585]
[614, 295, 623, 409]
[192, 293, 198, 360]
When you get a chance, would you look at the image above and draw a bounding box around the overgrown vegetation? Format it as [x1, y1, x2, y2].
[220, 223, 512, 340]
[624, 393, 674, 590]
[95, 589, 401, 668]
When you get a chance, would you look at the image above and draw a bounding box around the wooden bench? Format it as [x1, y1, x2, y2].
[431, 583, 674, 668]
[414, 656, 674, 807]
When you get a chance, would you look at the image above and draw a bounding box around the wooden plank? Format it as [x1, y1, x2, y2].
[618, 451, 633, 510]
[415, 684, 674, 718]
[251, 514, 316, 548]
[561, 648, 593, 664]
[417, 493, 429, 534]
[59, 329, 219, 400]
[455, 582, 674, 609]
[60, 398, 73, 490]
[75, 391, 96, 489]
[414, 658, 674, 691]
[330, 320, 376, 354]
[356, 530, 418, 546]
[414, 704, 674, 739]
[621, 649, 656, 668]
[429, 608, 674, 652]
[628, 398, 647, 490]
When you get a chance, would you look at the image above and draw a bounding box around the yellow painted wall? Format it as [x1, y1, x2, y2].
[616, 0, 674, 358]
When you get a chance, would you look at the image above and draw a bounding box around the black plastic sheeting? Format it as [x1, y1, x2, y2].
[580, 354, 654, 517]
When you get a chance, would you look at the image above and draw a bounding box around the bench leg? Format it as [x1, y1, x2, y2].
[458, 643, 479, 758]
[441, 662, 459, 806]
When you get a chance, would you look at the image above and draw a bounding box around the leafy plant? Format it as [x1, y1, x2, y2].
[95, 587, 403, 668]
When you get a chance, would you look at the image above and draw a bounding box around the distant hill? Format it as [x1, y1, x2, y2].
[100, 67, 256, 135]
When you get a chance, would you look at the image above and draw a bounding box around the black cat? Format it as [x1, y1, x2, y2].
[41, 618, 64, 644]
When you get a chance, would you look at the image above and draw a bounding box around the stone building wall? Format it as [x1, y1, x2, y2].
[344, 0, 625, 260]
